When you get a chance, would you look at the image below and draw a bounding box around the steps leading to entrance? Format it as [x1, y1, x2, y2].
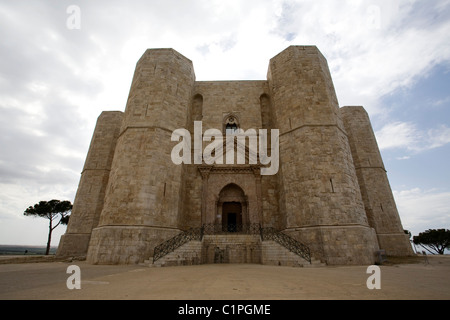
[143, 240, 202, 267]
[261, 240, 325, 267]
[202, 234, 262, 264]
[144, 235, 325, 268]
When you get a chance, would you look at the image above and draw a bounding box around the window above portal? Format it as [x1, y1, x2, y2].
[224, 114, 240, 135]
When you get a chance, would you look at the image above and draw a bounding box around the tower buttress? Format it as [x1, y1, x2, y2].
[341, 106, 413, 256]
[267, 46, 379, 265]
[57, 111, 123, 258]
[86, 49, 195, 264]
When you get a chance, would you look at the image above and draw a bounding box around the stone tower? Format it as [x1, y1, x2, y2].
[266, 46, 383, 264]
[341, 106, 413, 256]
[86, 49, 195, 264]
[57, 45, 413, 265]
[56, 111, 123, 257]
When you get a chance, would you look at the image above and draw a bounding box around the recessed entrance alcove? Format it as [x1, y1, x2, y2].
[217, 183, 248, 230]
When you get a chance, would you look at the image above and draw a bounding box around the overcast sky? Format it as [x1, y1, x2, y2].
[0, 0, 449, 250]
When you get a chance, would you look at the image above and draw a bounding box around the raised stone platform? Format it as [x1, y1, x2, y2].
[146, 234, 325, 268]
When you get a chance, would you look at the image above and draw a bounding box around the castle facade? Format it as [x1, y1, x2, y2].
[57, 46, 413, 265]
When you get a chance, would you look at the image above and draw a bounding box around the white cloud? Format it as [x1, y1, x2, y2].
[430, 96, 450, 107]
[426, 125, 450, 150]
[376, 122, 450, 152]
[393, 188, 450, 236]
[271, 0, 450, 114]
[376, 122, 419, 150]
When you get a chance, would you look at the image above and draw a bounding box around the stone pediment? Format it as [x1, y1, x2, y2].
[197, 132, 264, 177]
[198, 165, 260, 179]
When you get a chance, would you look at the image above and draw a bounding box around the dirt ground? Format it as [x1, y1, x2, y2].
[0, 255, 449, 300]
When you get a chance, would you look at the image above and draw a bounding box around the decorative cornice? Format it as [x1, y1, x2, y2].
[198, 165, 262, 177]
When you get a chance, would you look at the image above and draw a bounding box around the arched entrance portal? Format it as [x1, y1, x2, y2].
[217, 184, 248, 232]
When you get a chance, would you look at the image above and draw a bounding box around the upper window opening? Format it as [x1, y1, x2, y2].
[226, 123, 238, 135]
[225, 115, 239, 135]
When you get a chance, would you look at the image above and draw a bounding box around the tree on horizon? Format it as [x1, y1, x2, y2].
[23, 200, 72, 255]
[413, 229, 450, 255]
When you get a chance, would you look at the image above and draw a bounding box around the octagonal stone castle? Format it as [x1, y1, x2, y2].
[57, 45, 413, 266]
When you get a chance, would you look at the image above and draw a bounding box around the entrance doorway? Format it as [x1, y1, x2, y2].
[222, 202, 242, 232]
[227, 213, 236, 232]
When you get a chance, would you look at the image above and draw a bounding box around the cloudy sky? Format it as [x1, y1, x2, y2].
[0, 0, 449, 250]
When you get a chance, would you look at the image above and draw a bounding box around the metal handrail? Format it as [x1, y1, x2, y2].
[153, 228, 203, 263]
[260, 227, 311, 263]
[152, 224, 312, 264]
[152, 224, 260, 263]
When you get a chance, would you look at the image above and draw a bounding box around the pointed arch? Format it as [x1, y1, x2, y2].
[223, 113, 240, 134]
[219, 183, 246, 202]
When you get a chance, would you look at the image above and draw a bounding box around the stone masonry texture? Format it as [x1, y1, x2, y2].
[57, 45, 413, 265]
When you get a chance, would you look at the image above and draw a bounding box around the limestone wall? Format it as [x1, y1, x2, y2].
[86, 49, 195, 264]
[60, 46, 403, 265]
[340, 106, 414, 256]
[57, 111, 123, 258]
[267, 46, 378, 265]
[180, 80, 281, 229]
[179, 165, 203, 229]
[193, 81, 268, 131]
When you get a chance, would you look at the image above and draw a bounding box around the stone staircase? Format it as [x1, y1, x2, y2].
[143, 233, 325, 268]
[202, 234, 262, 264]
[261, 240, 325, 267]
[143, 240, 203, 267]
